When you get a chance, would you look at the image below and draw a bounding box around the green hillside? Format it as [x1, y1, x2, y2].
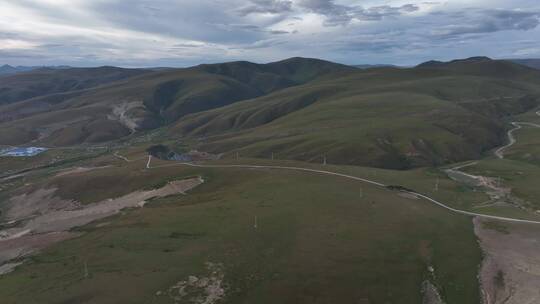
[0, 66, 149, 105]
[1, 57, 540, 169]
[0, 155, 482, 304]
[171, 58, 540, 169]
[0, 58, 351, 146]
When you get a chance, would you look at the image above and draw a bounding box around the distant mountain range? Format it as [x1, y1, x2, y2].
[0, 65, 35, 75]
[352, 64, 400, 69]
[0, 64, 71, 75]
[415, 57, 540, 70]
[510, 59, 540, 70]
[3, 58, 539, 77]
[351, 58, 540, 70]
[2, 56, 540, 169]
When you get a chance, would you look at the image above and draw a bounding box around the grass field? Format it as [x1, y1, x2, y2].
[0, 156, 482, 304]
[459, 158, 540, 211]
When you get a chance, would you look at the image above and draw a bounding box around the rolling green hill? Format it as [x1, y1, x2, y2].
[1, 57, 540, 169]
[0, 58, 352, 146]
[170, 58, 540, 168]
[0, 66, 149, 105]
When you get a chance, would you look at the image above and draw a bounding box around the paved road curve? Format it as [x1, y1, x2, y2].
[145, 157, 540, 225]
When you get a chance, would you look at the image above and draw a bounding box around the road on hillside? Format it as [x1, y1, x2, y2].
[141, 155, 540, 225]
[495, 111, 540, 159]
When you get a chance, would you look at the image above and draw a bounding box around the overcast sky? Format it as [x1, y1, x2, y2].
[0, 0, 539, 67]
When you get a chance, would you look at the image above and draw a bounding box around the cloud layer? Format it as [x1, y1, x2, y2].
[0, 0, 539, 66]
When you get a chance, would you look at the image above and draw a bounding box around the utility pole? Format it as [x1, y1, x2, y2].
[84, 260, 89, 279]
[254, 216, 258, 229]
[434, 177, 439, 192]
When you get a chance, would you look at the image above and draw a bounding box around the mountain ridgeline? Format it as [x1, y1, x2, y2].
[1, 57, 540, 169]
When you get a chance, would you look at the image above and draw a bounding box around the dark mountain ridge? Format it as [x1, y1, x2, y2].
[0, 66, 149, 106]
[0, 64, 71, 76]
[510, 58, 540, 70]
[416, 56, 492, 67]
[0, 57, 351, 146]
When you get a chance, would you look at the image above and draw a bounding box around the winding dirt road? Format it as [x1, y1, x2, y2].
[495, 111, 540, 159]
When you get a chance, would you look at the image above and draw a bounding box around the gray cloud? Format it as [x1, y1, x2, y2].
[241, 38, 287, 49]
[296, 1, 419, 26]
[171, 43, 202, 48]
[1, 1, 540, 67]
[39, 43, 64, 48]
[431, 9, 540, 37]
[269, 30, 290, 34]
[82, 0, 263, 44]
[356, 4, 420, 21]
[0, 50, 45, 59]
[297, 0, 351, 25]
[0, 32, 21, 39]
[237, 0, 292, 16]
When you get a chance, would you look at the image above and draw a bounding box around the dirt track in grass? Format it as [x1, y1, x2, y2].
[0, 177, 203, 267]
[475, 217, 540, 304]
